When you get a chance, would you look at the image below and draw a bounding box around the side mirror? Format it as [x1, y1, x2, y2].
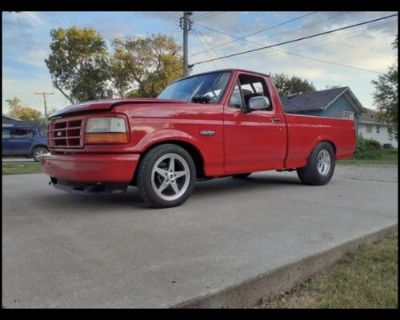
[248, 96, 271, 111]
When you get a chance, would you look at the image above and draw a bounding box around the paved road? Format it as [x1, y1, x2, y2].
[2, 165, 398, 308]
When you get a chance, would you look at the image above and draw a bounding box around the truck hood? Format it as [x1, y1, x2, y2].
[49, 98, 185, 118]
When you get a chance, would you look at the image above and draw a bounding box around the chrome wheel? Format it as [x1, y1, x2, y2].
[151, 153, 190, 201]
[317, 149, 331, 176]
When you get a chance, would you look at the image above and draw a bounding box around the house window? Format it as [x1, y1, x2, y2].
[366, 125, 372, 133]
[343, 111, 354, 120]
[376, 126, 380, 134]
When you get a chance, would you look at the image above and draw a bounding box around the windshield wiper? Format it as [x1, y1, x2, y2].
[191, 95, 211, 104]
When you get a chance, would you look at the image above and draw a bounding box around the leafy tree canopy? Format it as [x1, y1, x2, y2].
[372, 35, 398, 140]
[6, 97, 44, 124]
[110, 34, 183, 98]
[271, 73, 316, 96]
[45, 26, 109, 103]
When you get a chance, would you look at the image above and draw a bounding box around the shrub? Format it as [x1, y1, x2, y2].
[355, 136, 382, 159]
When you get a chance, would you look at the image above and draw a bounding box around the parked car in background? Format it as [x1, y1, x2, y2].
[2, 123, 49, 161]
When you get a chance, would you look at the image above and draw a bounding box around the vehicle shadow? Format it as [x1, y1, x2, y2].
[192, 173, 302, 197]
[34, 172, 302, 212]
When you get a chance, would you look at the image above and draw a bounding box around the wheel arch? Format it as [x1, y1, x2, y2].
[310, 139, 337, 158]
[132, 140, 206, 184]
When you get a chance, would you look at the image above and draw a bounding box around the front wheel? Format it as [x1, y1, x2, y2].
[136, 144, 196, 208]
[297, 142, 335, 185]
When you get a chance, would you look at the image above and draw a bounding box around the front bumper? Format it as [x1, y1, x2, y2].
[41, 153, 140, 183]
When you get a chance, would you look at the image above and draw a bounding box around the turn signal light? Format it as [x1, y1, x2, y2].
[86, 133, 128, 144]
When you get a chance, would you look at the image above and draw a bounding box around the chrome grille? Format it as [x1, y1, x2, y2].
[48, 117, 84, 148]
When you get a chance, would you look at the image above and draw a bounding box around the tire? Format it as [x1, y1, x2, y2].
[232, 173, 252, 179]
[136, 144, 196, 208]
[297, 142, 335, 185]
[32, 146, 48, 162]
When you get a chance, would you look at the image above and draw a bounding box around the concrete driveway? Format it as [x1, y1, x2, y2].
[2, 165, 398, 308]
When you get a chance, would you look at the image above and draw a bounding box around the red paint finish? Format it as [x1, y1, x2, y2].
[42, 68, 356, 186]
[41, 153, 139, 183]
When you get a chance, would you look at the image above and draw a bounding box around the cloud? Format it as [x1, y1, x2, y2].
[3, 11, 48, 28]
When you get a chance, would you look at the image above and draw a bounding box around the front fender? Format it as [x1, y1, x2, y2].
[134, 129, 200, 153]
[132, 128, 224, 177]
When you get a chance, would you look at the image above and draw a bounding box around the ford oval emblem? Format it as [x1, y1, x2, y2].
[57, 131, 62, 137]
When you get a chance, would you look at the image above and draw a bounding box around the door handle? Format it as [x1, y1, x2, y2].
[270, 118, 281, 123]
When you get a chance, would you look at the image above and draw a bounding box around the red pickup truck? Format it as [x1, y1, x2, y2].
[41, 69, 356, 208]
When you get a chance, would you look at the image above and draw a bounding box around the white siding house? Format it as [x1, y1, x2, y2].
[358, 109, 397, 148]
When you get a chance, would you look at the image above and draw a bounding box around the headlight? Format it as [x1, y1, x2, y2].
[86, 117, 126, 133]
[85, 117, 128, 144]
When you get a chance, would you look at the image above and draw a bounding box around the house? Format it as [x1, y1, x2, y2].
[357, 108, 397, 149]
[280, 87, 397, 148]
[2, 114, 36, 127]
[280, 86, 364, 123]
[3, 114, 22, 124]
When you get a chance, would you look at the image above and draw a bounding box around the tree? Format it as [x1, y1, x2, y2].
[45, 26, 109, 103]
[271, 73, 316, 96]
[107, 46, 134, 98]
[6, 97, 24, 116]
[372, 35, 398, 140]
[6, 97, 44, 124]
[109, 34, 183, 98]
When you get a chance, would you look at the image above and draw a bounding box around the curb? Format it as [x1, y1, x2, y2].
[172, 224, 398, 308]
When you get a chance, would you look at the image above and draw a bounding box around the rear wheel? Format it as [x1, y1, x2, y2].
[232, 173, 252, 179]
[32, 146, 48, 162]
[137, 144, 196, 208]
[297, 142, 335, 185]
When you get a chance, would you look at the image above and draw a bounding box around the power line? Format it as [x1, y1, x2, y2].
[286, 14, 397, 51]
[190, 13, 398, 67]
[194, 20, 383, 73]
[193, 28, 220, 69]
[194, 12, 225, 22]
[193, 12, 348, 57]
[195, 27, 229, 68]
[191, 11, 318, 57]
[272, 49, 381, 73]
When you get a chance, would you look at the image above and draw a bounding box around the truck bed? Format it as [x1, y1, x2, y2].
[284, 114, 356, 169]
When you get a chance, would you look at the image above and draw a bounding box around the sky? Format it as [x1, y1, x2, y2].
[2, 11, 398, 115]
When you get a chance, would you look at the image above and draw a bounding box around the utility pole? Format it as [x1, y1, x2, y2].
[35, 92, 54, 122]
[179, 11, 193, 77]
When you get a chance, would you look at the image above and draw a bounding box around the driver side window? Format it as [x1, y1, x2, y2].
[229, 74, 272, 111]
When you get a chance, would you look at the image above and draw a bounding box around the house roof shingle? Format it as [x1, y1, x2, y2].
[280, 87, 348, 113]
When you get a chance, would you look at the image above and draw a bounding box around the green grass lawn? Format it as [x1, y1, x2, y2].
[338, 149, 398, 165]
[2, 162, 43, 175]
[259, 234, 398, 308]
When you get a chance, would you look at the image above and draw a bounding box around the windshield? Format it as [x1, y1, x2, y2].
[158, 71, 231, 104]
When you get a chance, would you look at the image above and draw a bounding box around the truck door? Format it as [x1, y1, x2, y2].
[2, 127, 12, 156]
[223, 72, 287, 174]
[9, 127, 35, 156]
